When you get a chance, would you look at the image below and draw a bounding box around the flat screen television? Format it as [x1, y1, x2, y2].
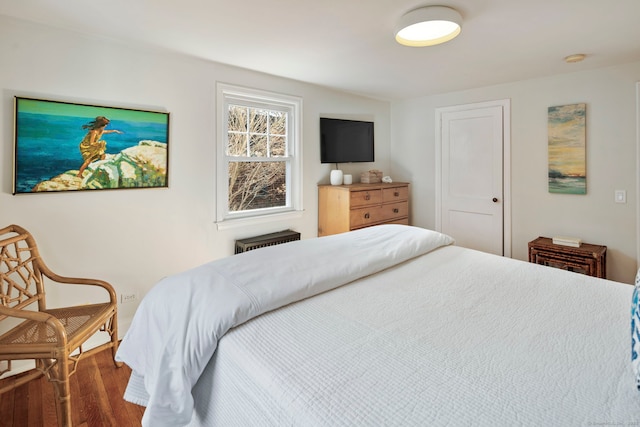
[320, 118, 374, 164]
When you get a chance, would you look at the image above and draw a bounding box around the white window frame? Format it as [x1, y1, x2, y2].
[216, 83, 303, 229]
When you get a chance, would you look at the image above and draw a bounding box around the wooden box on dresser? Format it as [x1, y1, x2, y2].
[318, 182, 409, 236]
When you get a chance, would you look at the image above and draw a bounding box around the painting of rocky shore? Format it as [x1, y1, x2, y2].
[14, 97, 169, 194]
[31, 140, 168, 192]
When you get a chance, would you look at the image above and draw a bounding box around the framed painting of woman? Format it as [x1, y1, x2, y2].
[13, 97, 170, 194]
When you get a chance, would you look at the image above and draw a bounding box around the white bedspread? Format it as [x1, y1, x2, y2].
[176, 244, 640, 425]
[116, 225, 454, 426]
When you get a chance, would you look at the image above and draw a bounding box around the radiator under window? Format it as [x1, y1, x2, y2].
[234, 230, 301, 254]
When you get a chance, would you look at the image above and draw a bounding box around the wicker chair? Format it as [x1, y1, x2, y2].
[0, 224, 121, 427]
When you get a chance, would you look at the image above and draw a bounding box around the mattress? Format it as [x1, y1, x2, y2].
[120, 226, 640, 426]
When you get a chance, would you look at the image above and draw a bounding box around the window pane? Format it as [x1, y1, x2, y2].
[249, 135, 267, 157]
[270, 136, 286, 157]
[269, 112, 287, 135]
[228, 161, 286, 212]
[228, 105, 247, 132]
[227, 132, 247, 156]
[250, 108, 268, 134]
[218, 83, 301, 224]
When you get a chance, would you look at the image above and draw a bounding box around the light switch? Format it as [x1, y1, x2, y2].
[615, 190, 626, 204]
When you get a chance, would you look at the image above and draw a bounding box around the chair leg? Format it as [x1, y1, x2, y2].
[45, 357, 73, 427]
[109, 314, 123, 368]
[56, 382, 72, 427]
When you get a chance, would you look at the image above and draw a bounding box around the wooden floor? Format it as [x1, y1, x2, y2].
[0, 349, 144, 427]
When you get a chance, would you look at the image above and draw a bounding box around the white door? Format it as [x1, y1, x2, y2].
[436, 100, 511, 256]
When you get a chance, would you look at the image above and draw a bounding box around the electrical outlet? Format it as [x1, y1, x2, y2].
[120, 292, 137, 304]
[615, 190, 627, 204]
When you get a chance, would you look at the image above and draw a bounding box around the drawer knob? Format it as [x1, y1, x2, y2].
[364, 194, 370, 200]
[393, 208, 399, 213]
[394, 191, 400, 197]
[364, 213, 370, 219]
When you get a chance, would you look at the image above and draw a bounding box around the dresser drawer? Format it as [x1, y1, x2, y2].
[350, 189, 382, 207]
[386, 218, 410, 226]
[382, 186, 408, 203]
[349, 201, 408, 228]
[380, 201, 409, 221]
[350, 206, 383, 228]
[534, 253, 595, 276]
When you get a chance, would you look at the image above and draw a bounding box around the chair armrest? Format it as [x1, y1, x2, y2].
[0, 305, 52, 323]
[35, 258, 118, 305]
[42, 272, 118, 305]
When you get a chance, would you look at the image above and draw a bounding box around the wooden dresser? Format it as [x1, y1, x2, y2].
[318, 182, 409, 236]
[528, 236, 607, 279]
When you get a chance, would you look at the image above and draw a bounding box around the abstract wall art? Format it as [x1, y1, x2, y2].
[548, 103, 586, 195]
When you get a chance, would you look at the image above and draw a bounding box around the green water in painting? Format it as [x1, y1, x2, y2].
[549, 176, 586, 194]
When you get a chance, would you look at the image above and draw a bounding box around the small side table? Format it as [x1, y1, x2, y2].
[528, 236, 607, 279]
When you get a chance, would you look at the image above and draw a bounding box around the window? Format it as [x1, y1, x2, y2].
[216, 84, 302, 228]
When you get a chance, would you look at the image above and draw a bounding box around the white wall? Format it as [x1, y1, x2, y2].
[391, 62, 640, 283]
[0, 16, 391, 334]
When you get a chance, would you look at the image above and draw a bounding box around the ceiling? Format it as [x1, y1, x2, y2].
[2, 0, 640, 101]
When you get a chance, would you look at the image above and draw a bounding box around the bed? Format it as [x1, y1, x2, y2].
[116, 225, 640, 426]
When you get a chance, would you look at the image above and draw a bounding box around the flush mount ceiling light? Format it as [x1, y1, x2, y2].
[395, 6, 462, 47]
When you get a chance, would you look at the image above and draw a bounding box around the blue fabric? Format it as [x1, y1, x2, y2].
[631, 269, 640, 390]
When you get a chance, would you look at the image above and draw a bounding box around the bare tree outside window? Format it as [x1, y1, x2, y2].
[216, 83, 301, 225]
[227, 105, 288, 212]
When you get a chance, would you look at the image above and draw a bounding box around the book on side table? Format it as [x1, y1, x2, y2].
[552, 236, 582, 247]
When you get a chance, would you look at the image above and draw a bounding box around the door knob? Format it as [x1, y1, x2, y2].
[492, 197, 499, 203]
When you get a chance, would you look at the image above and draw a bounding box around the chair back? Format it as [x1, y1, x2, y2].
[0, 225, 46, 319]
